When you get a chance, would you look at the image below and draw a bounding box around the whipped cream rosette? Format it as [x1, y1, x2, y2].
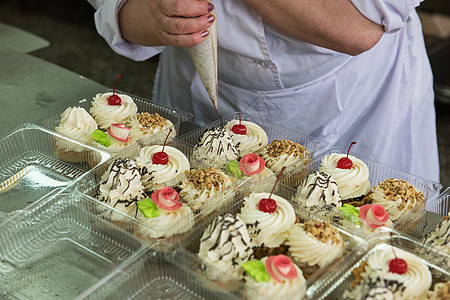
[238, 192, 296, 248]
[225, 119, 268, 156]
[198, 213, 253, 280]
[296, 171, 342, 207]
[136, 145, 190, 192]
[55, 106, 98, 151]
[90, 92, 138, 129]
[260, 139, 310, 173]
[319, 153, 371, 202]
[242, 255, 307, 300]
[178, 167, 234, 215]
[286, 220, 344, 270]
[369, 178, 425, 221]
[96, 158, 147, 220]
[422, 212, 450, 255]
[342, 273, 407, 300]
[346, 247, 432, 299]
[136, 187, 194, 238]
[129, 112, 176, 142]
[193, 127, 239, 169]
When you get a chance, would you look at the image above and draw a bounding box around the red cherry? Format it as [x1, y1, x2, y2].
[337, 141, 357, 169]
[258, 166, 285, 213]
[389, 258, 408, 274]
[108, 74, 122, 106]
[231, 113, 247, 135]
[152, 129, 173, 165]
[259, 198, 277, 213]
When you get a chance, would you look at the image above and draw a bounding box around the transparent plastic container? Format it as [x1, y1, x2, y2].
[0, 189, 146, 300]
[311, 229, 450, 300]
[80, 249, 240, 300]
[283, 148, 442, 230]
[34, 90, 193, 154]
[174, 184, 366, 299]
[177, 112, 328, 178]
[74, 138, 242, 248]
[0, 124, 110, 220]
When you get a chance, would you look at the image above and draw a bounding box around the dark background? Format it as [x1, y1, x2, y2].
[0, 0, 449, 188]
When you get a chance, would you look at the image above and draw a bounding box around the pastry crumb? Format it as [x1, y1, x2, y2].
[379, 178, 424, 210]
[303, 220, 342, 245]
[265, 139, 308, 158]
[137, 112, 167, 129]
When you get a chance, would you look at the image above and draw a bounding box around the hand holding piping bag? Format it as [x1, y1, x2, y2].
[187, 0, 218, 112]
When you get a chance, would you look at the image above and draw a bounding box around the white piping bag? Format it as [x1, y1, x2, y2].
[187, 0, 218, 111]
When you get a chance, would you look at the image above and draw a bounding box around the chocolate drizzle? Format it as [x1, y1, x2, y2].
[197, 127, 238, 158]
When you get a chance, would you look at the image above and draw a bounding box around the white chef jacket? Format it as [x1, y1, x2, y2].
[88, 0, 440, 182]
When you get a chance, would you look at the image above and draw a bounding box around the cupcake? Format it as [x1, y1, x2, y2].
[241, 255, 307, 300]
[260, 139, 310, 173]
[422, 212, 450, 255]
[369, 178, 425, 221]
[285, 220, 345, 275]
[225, 118, 268, 156]
[319, 152, 371, 206]
[96, 158, 147, 221]
[192, 127, 239, 169]
[136, 144, 190, 192]
[135, 187, 194, 238]
[129, 112, 176, 142]
[198, 213, 253, 280]
[344, 246, 432, 299]
[91, 123, 136, 151]
[225, 153, 273, 183]
[238, 192, 296, 248]
[90, 92, 138, 129]
[54, 106, 98, 162]
[295, 171, 342, 207]
[178, 167, 234, 215]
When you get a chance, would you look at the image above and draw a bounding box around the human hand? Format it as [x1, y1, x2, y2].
[119, 0, 215, 47]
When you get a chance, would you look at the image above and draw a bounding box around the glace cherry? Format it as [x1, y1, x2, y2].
[108, 74, 122, 106]
[258, 166, 285, 213]
[388, 232, 408, 275]
[152, 129, 173, 165]
[231, 113, 247, 135]
[337, 141, 357, 169]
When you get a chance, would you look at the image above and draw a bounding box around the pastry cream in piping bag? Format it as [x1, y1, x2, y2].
[187, 0, 218, 111]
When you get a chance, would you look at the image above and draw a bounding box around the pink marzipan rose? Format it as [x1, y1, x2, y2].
[359, 204, 390, 229]
[265, 255, 298, 283]
[151, 187, 182, 211]
[239, 153, 265, 176]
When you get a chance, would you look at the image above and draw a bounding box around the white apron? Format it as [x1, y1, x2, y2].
[150, 1, 439, 182]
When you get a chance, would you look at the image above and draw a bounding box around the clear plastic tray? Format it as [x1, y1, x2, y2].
[282, 148, 442, 229]
[79, 249, 240, 300]
[177, 111, 329, 177]
[0, 189, 146, 300]
[311, 229, 450, 299]
[74, 138, 242, 248]
[174, 184, 366, 299]
[0, 124, 110, 220]
[34, 90, 193, 154]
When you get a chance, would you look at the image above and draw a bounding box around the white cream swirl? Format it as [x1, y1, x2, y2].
[94, 133, 136, 151]
[422, 212, 450, 255]
[245, 257, 306, 300]
[136, 145, 190, 192]
[319, 153, 371, 200]
[178, 168, 234, 215]
[225, 120, 268, 156]
[296, 171, 342, 207]
[238, 193, 296, 248]
[286, 222, 344, 268]
[361, 247, 432, 299]
[90, 92, 138, 129]
[198, 214, 253, 280]
[55, 106, 98, 151]
[137, 204, 194, 238]
[96, 158, 147, 220]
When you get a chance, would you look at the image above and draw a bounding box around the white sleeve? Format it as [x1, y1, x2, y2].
[88, 0, 164, 61]
[350, 0, 422, 33]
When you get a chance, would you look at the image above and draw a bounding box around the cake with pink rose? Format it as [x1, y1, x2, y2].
[226, 153, 273, 182]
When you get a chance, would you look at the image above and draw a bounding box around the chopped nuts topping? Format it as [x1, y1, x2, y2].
[435, 281, 450, 298]
[378, 178, 424, 210]
[303, 220, 342, 245]
[265, 139, 308, 158]
[185, 167, 229, 192]
[351, 261, 368, 287]
[137, 112, 167, 129]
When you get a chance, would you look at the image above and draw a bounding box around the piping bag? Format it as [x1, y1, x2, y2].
[186, 0, 219, 117]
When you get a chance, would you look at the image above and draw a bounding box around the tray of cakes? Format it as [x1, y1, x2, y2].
[34, 88, 193, 155]
[0, 123, 110, 223]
